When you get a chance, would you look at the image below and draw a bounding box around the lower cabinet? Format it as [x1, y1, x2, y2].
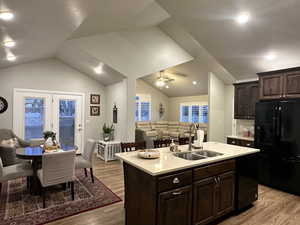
[193, 171, 235, 225]
[193, 177, 216, 225]
[158, 185, 192, 225]
[123, 160, 238, 225]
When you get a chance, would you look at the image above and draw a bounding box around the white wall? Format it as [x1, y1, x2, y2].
[208, 73, 226, 142]
[0, 58, 106, 141]
[105, 79, 127, 141]
[168, 95, 208, 121]
[136, 79, 169, 121]
[224, 85, 234, 138]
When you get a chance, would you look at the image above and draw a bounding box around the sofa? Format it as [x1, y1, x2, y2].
[135, 121, 207, 148]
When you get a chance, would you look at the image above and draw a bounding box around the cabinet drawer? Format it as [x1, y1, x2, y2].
[227, 138, 239, 145]
[194, 160, 235, 181]
[240, 140, 254, 148]
[158, 170, 192, 192]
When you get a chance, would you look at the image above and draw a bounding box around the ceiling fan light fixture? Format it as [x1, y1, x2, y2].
[0, 11, 14, 21]
[156, 79, 165, 87]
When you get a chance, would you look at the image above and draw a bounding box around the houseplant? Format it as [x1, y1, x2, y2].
[102, 123, 114, 141]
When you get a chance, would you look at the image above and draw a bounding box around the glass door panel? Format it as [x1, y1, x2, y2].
[24, 98, 45, 141]
[59, 100, 76, 150]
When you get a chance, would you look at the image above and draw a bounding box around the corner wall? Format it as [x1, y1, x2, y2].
[208, 73, 226, 142]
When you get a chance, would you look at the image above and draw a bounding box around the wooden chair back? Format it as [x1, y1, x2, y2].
[121, 141, 146, 152]
[153, 139, 171, 148]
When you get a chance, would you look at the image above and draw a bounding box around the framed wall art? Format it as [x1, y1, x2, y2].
[90, 106, 100, 116]
[90, 94, 100, 104]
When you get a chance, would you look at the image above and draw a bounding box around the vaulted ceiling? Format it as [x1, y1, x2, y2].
[157, 0, 300, 79]
[1, 0, 299, 88]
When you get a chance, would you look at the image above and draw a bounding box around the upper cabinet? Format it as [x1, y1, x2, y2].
[234, 81, 259, 120]
[258, 67, 300, 100]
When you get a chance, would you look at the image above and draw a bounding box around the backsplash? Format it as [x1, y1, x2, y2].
[234, 119, 255, 138]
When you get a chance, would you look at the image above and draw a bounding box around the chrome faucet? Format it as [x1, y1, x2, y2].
[188, 123, 196, 151]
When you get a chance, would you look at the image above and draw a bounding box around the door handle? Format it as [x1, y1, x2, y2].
[173, 177, 180, 184]
[172, 191, 183, 196]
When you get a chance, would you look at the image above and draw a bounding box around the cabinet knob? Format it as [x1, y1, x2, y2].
[173, 177, 180, 184]
[232, 141, 236, 144]
[246, 143, 251, 147]
[172, 191, 183, 196]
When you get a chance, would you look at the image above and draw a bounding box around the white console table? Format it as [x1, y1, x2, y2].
[96, 141, 122, 162]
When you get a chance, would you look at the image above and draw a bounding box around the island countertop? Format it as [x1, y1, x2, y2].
[115, 142, 259, 176]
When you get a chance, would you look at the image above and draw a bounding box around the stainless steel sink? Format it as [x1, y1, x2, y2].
[173, 152, 206, 161]
[194, 150, 223, 158]
[173, 150, 223, 161]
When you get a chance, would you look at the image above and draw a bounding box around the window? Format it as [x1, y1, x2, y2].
[180, 103, 208, 123]
[135, 94, 151, 121]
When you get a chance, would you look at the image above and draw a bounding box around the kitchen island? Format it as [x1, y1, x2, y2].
[116, 142, 260, 225]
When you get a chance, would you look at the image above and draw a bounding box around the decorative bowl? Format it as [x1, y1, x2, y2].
[138, 149, 160, 159]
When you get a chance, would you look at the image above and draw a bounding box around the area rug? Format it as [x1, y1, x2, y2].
[0, 170, 122, 225]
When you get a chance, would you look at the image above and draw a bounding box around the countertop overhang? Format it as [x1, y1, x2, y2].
[116, 142, 260, 176]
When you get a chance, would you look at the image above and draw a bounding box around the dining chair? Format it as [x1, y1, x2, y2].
[0, 158, 33, 194]
[120, 141, 146, 152]
[37, 150, 76, 208]
[153, 139, 171, 148]
[179, 137, 194, 145]
[75, 139, 96, 183]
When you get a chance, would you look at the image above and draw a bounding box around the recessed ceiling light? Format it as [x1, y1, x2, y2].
[0, 11, 14, 21]
[265, 52, 277, 61]
[6, 54, 16, 61]
[236, 12, 250, 25]
[3, 41, 16, 48]
[192, 81, 197, 85]
[94, 63, 104, 74]
[165, 85, 169, 89]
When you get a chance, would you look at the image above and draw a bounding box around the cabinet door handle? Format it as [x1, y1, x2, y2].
[172, 191, 182, 196]
[173, 177, 180, 184]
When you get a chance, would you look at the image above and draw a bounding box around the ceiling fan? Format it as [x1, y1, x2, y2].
[155, 70, 188, 88]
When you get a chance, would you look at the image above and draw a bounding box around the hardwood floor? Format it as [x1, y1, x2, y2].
[48, 156, 300, 225]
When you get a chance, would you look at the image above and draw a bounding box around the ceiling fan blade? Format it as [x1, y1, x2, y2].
[165, 71, 188, 77]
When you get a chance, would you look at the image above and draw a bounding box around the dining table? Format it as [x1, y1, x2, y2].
[16, 146, 66, 195]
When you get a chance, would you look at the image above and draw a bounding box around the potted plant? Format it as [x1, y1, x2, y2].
[43, 131, 59, 149]
[102, 123, 114, 141]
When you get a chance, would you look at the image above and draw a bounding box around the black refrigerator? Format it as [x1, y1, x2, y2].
[255, 100, 300, 195]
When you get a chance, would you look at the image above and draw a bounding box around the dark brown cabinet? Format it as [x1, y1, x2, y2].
[227, 137, 254, 148]
[215, 172, 235, 217]
[258, 67, 300, 100]
[193, 161, 235, 225]
[193, 177, 216, 225]
[123, 159, 254, 225]
[234, 81, 259, 120]
[158, 185, 192, 225]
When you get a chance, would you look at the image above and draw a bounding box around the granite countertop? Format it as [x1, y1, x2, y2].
[227, 135, 254, 141]
[115, 142, 259, 176]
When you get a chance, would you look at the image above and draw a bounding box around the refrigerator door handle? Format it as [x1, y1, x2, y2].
[273, 106, 278, 137]
[276, 106, 282, 138]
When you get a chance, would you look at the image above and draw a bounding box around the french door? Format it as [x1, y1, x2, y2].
[13, 89, 84, 152]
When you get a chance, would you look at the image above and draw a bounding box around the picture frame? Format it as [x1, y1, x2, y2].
[90, 94, 100, 104]
[90, 106, 100, 116]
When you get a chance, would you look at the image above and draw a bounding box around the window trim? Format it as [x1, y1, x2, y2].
[135, 94, 151, 121]
[179, 102, 208, 123]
